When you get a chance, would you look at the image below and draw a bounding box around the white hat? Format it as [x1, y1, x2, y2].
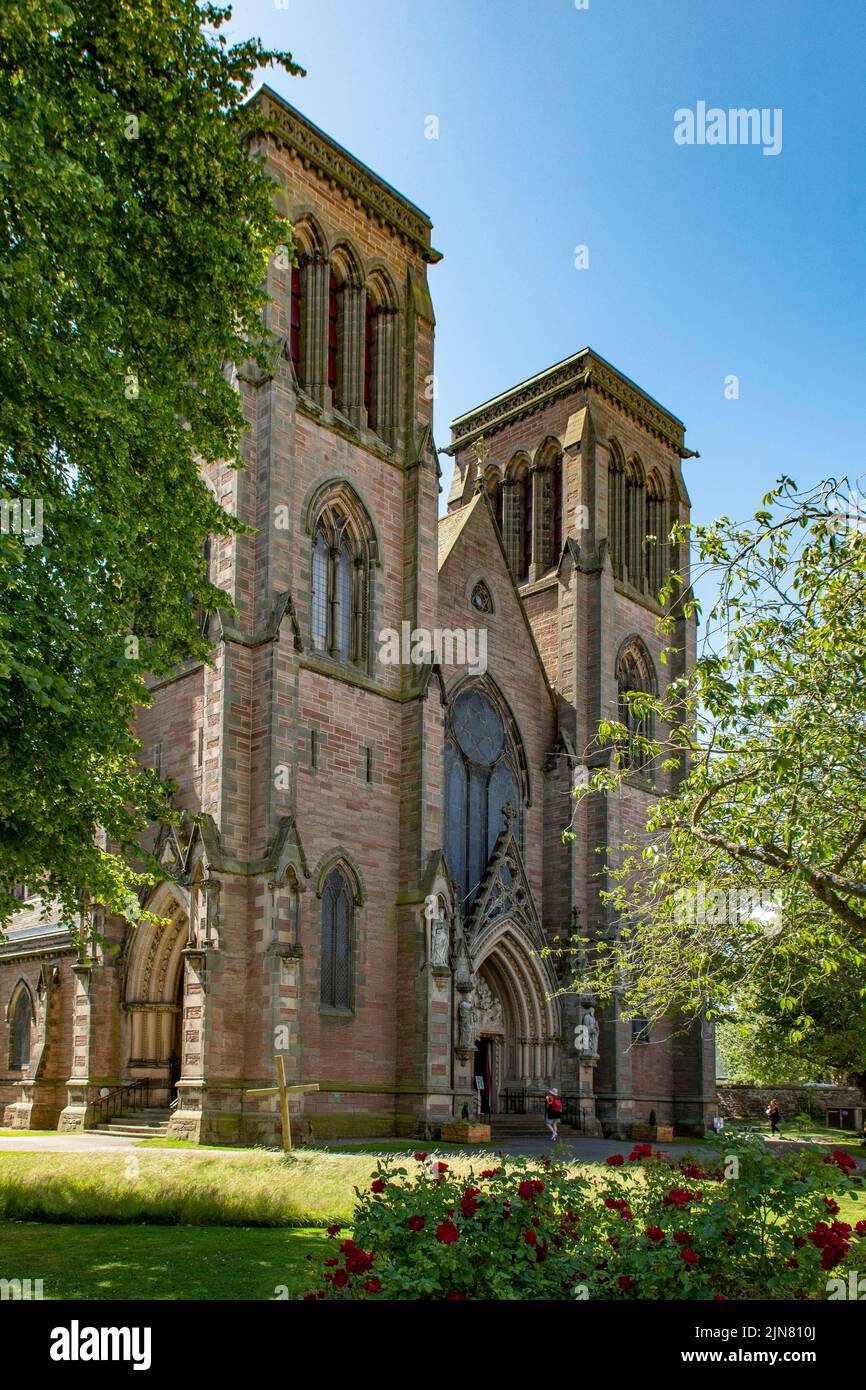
[549, 1087, 559, 1095]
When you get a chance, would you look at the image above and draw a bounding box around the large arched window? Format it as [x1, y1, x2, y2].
[309, 485, 377, 668]
[444, 684, 526, 912]
[645, 470, 668, 599]
[616, 638, 656, 775]
[320, 866, 355, 1009]
[9, 987, 32, 1070]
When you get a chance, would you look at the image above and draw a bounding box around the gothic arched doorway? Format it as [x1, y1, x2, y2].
[123, 889, 188, 1107]
[472, 921, 560, 1109]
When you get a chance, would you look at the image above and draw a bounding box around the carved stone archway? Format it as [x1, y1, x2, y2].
[123, 886, 189, 1103]
[472, 919, 561, 1104]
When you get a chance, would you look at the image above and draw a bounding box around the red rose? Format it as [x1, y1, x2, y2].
[680, 1248, 698, 1266]
[415, 1152, 428, 1162]
[645, 1227, 664, 1241]
[324, 1257, 338, 1267]
[370, 1178, 386, 1194]
[629, 1144, 653, 1161]
[408, 1214, 426, 1231]
[523, 1228, 538, 1246]
[436, 1162, 449, 1173]
[824, 1197, 840, 1216]
[606, 1154, 624, 1167]
[364, 1278, 383, 1294]
[461, 1194, 479, 1218]
[445, 1292, 466, 1300]
[435, 1221, 460, 1245]
[618, 1275, 635, 1291]
[673, 1230, 693, 1246]
[479, 1168, 501, 1180]
[855, 1221, 866, 1237]
[332, 1268, 348, 1288]
[326, 1223, 340, 1237]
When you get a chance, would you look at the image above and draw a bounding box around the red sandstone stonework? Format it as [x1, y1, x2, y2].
[0, 91, 714, 1143]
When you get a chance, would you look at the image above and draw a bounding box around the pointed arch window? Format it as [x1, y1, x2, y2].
[9, 988, 32, 1069]
[364, 274, 398, 447]
[309, 486, 376, 670]
[625, 456, 646, 590]
[616, 639, 656, 776]
[483, 468, 503, 536]
[552, 455, 563, 560]
[645, 471, 668, 599]
[320, 867, 355, 1009]
[290, 262, 302, 380]
[444, 684, 526, 913]
[608, 447, 626, 581]
[504, 458, 532, 582]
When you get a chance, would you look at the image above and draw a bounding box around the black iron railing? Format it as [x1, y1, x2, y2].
[480, 1090, 587, 1130]
[92, 1078, 151, 1126]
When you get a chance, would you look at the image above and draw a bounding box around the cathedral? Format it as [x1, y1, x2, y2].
[0, 88, 716, 1144]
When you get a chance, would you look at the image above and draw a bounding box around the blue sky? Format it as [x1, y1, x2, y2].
[228, 0, 866, 534]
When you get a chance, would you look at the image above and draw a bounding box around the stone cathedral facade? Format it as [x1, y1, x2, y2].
[0, 88, 716, 1144]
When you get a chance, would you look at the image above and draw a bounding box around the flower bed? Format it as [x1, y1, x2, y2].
[306, 1140, 864, 1300]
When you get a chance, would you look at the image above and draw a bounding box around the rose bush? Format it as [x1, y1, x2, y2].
[306, 1139, 863, 1301]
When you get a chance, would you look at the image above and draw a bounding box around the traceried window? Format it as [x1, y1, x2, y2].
[9, 988, 32, 1069]
[444, 684, 525, 913]
[320, 867, 354, 1009]
[470, 580, 493, 614]
[616, 638, 656, 776]
[364, 272, 398, 447]
[309, 486, 376, 669]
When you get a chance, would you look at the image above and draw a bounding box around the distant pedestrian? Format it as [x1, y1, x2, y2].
[767, 1100, 782, 1136]
[545, 1088, 562, 1141]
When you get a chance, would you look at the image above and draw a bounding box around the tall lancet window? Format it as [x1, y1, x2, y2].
[444, 683, 526, 913]
[308, 483, 377, 671]
[320, 866, 354, 1009]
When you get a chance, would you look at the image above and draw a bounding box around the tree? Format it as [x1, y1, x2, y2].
[717, 969, 866, 1093]
[568, 476, 866, 1033]
[0, 0, 303, 932]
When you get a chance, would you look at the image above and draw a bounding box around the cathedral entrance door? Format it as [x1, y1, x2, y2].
[474, 1036, 494, 1116]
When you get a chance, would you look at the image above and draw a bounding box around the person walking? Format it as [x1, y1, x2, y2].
[545, 1088, 562, 1141]
[767, 1099, 782, 1137]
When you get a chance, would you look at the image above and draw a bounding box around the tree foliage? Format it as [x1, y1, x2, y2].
[0, 0, 303, 932]
[568, 476, 866, 1033]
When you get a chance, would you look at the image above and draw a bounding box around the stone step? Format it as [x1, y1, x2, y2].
[85, 1123, 170, 1138]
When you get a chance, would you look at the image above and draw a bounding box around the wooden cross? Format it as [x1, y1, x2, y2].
[246, 1056, 318, 1152]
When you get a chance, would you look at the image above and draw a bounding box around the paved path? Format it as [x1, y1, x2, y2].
[0, 1131, 862, 1166]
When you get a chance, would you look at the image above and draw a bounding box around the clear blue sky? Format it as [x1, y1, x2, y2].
[228, 0, 866, 532]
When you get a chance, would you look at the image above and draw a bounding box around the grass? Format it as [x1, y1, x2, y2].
[0, 1130, 59, 1137]
[0, 1221, 328, 1300]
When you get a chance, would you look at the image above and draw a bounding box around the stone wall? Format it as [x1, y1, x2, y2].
[718, 1083, 865, 1121]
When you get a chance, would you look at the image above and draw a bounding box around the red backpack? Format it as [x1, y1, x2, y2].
[548, 1095, 562, 1117]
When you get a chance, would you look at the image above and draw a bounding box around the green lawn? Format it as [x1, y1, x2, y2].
[0, 1221, 328, 1300]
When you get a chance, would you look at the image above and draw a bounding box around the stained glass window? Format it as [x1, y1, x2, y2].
[444, 686, 524, 912]
[321, 868, 353, 1009]
[10, 990, 32, 1069]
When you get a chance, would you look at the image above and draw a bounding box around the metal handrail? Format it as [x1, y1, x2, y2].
[92, 1078, 151, 1126]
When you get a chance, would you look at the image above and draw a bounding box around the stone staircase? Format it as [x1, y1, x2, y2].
[85, 1107, 172, 1140]
[487, 1114, 580, 1140]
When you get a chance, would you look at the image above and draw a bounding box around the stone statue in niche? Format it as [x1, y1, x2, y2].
[457, 994, 477, 1050]
[474, 977, 503, 1030]
[580, 1004, 599, 1056]
[431, 911, 450, 969]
